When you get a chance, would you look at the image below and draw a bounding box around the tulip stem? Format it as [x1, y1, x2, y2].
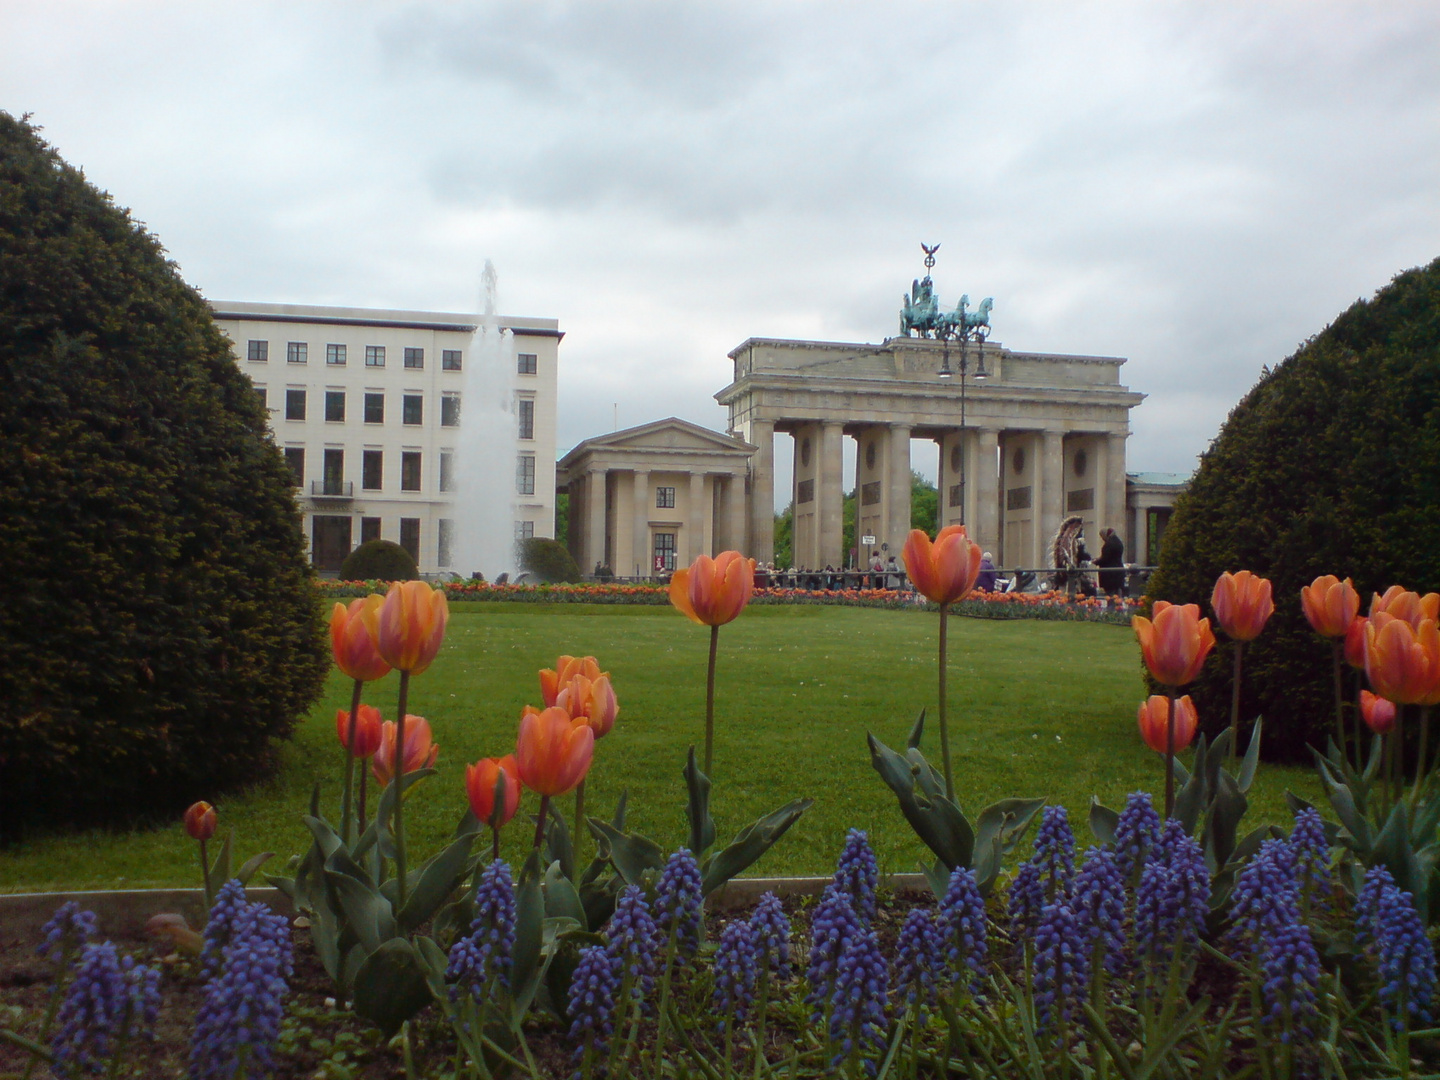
[938, 602, 954, 801]
[1412, 706, 1431, 808]
[1228, 642, 1243, 766]
[341, 678, 364, 846]
[358, 769, 369, 837]
[1332, 643, 1348, 767]
[704, 623, 720, 776]
[574, 780, 586, 868]
[1165, 689, 1177, 819]
[198, 837, 212, 913]
[533, 794, 550, 852]
[394, 670, 410, 910]
[491, 823, 501, 864]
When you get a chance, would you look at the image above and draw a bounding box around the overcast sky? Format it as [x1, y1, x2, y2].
[5, 2, 1438, 486]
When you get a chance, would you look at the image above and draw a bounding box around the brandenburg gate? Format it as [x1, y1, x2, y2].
[716, 250, 1145, 569]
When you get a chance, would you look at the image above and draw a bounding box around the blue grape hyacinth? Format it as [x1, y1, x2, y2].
[1355, 863, 1396, 950]
[37, 901, 97, 965]
[828, 924, 889, 1075]
[1008, 860, 1045, 952]
[447, 859, 517, 1000]
[1114, 791, 1162, 884]
[1259, 921, 1321, 1041]
[713, 918, 759, 1031]
[893, 907, 944, 1023]
[1033, 805, 1077, 900]
[1072, 846, 1127, 977]
[189, 899, 293, 1080]
[1135, 820, 1209, 968]
[567, 945, 621, 1061]
[606, 884, 658, 1002]
[1289, 808, 1331, 910]
[834, 829, 879, 925]
[654, 848, 704, 960]
[806, 887, 864, 1016]
[1373, 879, 1437, 1029]
[750, 891, 792, 982]
[940, 865, 989, 995]
[1032, 901, 1090, 1035]
[1228, 839, 1300, 952]
[51, 942, 160, 1078]
[198, 879, 251, 979]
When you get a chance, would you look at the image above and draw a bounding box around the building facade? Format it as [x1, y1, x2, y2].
[211, 301, 559, 575]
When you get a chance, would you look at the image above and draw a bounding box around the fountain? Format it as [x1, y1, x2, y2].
[450, 260, 518, 580]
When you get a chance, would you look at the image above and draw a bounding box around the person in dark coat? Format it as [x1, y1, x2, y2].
[975, 551, 998, 592]
[1097, 527, 1126, 597]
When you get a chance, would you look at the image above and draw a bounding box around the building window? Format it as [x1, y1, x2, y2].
[404, 347, 424, 370]
[653, 532, 677, 572]
[285, 389, 306, 421]
[327, 343, 347, 366]
[399, 518, 420, 563]
[514, 520, 534, 539]
[656, 486, 675, 509]
[362, 450, 383, 490]
[361, 517, 381, 545]
[364, 393, 384, 424]
[441, 393, 461, 427]
[247, 340, 268, 362]
[442, 349, 463, 371]
[438, 519, 454, 567]
[254, 387, 267, 409]
[287, 341, 308, 364]
[284, 447, 304, 486]
[516, 454, 535, 495]
[439, 451, 454, 492]
[517, 398, 534, 439]
[325, 391, 345, 423]
[403, 394, 423, 425]
[365, 345, 385, 368]
[401, 451, 422, 492]
[322, 449, 344, 494]
[517, 352, 537, 375]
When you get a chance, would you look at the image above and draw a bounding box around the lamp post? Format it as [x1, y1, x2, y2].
[937, 321, 989, 526]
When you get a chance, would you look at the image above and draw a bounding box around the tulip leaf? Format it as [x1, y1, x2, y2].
[1089, 798, 1120, 847]
[1204, 729, 1232, 794]
[587, 818, 665, 887]
[976, 798, 1045, 858]
[907, 709, 926, 751]
[611, 789, 629, 831]
[303, 815, 347, 870]
[306, 894, 344, 985]
[397, 831, 476, 934]
[351, 938, 433, 1038]
[324, 837, 377, 893]
[453, 807, 482, 840]
[700, 797, 814, 897]
[235, 852, 274, 887]
[544, 860, 589, 929]
[325, 871, 394, 954]
[1310, 749, 1373, 852]
[509, 851, 546, 1025]
[971, 828, 1007, 896]
[1413, 789, 1440, 848]
[1173, 762, 1208, 839]
[683, 747, 717, 858]
[1201, 770, 1247, 876]
[207, 830, 234, 892]
[544, 804, 576, 883]
[1236, 718, 1263, 794]
[905, 747, 948, 804]
[1373, 801, 1424, 906]
[920, 858, 950, 900]
[356, 768, 439, 859]
[868, 732, 974, 871]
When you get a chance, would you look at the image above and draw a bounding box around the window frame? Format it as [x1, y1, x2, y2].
[326, 343, 347, 366]
[517, 397, 534, 440]
[285, 389, 306, 421]
[442, 349, 463, 371]
[365, 345, 386, 368]
[441, 393, 461, 428]
[516, 454, 536, 496]
[517, 352, 538, 375]
[324, 390, 346, 423]
[362, 449, 383, 491]
[401, 451, 423, 492]
[283, 447, 304, 486]
[287, 341, 308, 365]
[403, 347, 424, 370]
[656, 485, 676, 509]
[363, 393, 384, 424]
[247, 340, 269, 362]
[402, 394, 424, 426]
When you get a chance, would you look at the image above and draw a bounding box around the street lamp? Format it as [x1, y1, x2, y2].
[938, 315, 989, 525]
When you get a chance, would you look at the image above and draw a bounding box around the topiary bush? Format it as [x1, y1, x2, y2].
[1145, 257, 1440, 763]
[517, 537, 582, 583]
[0, 113, 329, 840]
[339, 539, 417, 582]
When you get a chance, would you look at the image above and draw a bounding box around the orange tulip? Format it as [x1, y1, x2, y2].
[1132, 602, 1217, 687]
[1300, 575, 1359, 639]
[1137, 695, 1198, 755]
[466, 755, 522, 827]
[1360, 690, 1398, 735]
[556, 673, 619, 739]
[1344, 615, 1369, 671]
[335, 704, 383, 758]
[902, 525, 983, 606]
[1365, 614, 1440, 706]
[376, 581, 449, 675]
[516, 706, 594, 797]
[329, 595, 391, 682]
[669, 551, 756, 626]
[540, 655, 603, 708]
[1370, 586, 1440, 628]
[372, 715, 440, 786]
[1210, 571, 1274, 642]
[183, 801, 217, 841]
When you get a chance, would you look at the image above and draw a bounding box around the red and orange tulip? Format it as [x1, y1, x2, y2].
[1345, 615, 1369, 671]
[540, 655, 604, 708]
[1360, 690, 1398, 736]
[1211, 571, 1274, 642]
[1370, 586, 1440, 628]
[335, 704, 383, 758]
[516, 706, 594, 797]
[902, 526, 983, 606]
[1137, 695, 1198, 755]
[466, 755, 522, 827]
[669, 551, 756, 626]
[329, 595, 391, 682]
[372, 715, 440, 786]
[376, 581, 449, 676]
[556, 673, 619, 739]
[184, 801, 217, 842]
[1301, 575, 1359, 639]
[1365, 614, 1440, 706]
[1132, 602, 1216, 687]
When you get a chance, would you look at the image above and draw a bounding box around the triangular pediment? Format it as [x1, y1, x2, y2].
[580, 417, 754, 454]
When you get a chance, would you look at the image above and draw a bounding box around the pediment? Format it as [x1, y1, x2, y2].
[583, 418, 753, 454]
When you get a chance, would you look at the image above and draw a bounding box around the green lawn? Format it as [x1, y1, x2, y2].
[0, 602, 1323, 892]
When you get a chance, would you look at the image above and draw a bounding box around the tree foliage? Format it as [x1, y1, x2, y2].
[1145, 257, 1440, 762]
[0, 113, 328, 838]
[340, 539, 418, 582]
[518, 537, 582, 583]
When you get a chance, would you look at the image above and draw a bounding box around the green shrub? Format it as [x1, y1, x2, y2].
[517, 537, 582, 583]
[339, 539, 417, 582]
[1146, 256, 1440, 763]
[0, 113, 329, 840]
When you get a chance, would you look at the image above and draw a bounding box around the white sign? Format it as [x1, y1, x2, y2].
[861, 534, 877, 545]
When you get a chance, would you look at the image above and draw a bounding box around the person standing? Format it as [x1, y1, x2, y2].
[1097, 527, 1126, 597]
[976, 551, 998, 592]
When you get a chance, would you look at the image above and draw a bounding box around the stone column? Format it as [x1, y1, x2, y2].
[632, 469, 650, 576]
[886, 423, 912, 556]
[1134, 504, 1150, 568]
[1039, 430, 1065, 567]
[747, 419, 775, 564]
[1105, 432, 1129, 543]
[725, 473, 746, 554]
[975, 428, 1001, 555]
[688, 473, 707, 562]
[586, 468, 607, 573]
[820, 422, 845, 567]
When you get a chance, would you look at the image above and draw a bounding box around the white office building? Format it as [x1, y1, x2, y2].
[210, 301, 560, 575]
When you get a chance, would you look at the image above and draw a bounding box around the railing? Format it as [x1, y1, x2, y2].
[310, 480, 354, 498]
[590, 565, 1159, 596]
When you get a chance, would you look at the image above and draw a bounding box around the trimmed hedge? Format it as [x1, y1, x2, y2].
[340, 539, 417, 582]
[517, 537, 582, 583]
[1145, 257, 1440, 763]
[0, 113, 329, 839]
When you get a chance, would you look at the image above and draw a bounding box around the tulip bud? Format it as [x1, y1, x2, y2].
[1360, 691, 1398, 735]
[1210, 570, 1274, 642]
[902, 526, 983, 606]
[1132, 602, 1216, 687]
[669, 551, 756, 626]
[466, 756, 522, 828]
[1137, 695, 1199, 755]
[335, 704, 384, 758]
[1344, 616, 1369, 671]
[1301, 575, 1359, 639]
[184, 801, 217, 841]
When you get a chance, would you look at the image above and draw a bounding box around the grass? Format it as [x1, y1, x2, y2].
[0, 602, 1324, 893]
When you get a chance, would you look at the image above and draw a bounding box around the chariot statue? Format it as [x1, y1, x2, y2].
[899, 243, 993, 340]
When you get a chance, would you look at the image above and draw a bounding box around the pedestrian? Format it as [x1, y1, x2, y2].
[976, 551, 997, 592]
[1096, 527, 1126, 599]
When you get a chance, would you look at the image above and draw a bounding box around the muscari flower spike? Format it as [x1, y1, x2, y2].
[189, 899, 293, 1080]
[1228, 839, 1300, 953]
[1134, 820, 1209, 968]
[51, 942, 161, 1079]
[567, 944, 621, 1061]
[1355, 863, 1396, 950]
[37, 901, 98, 965]
[1071, 846, 1127, 977]
[940, 865, 989, 995]
[446, 859, 517, 1000]
[807, 887, 864, 1016]
[654, 848, 704, 960]
[1033, 900, 1090, 1036]
[713, 918, 759, 1032]
[198, 879, 251, 980]
[828, 923, 889, 1076]
[1374, 879, 1437, 1030]
[1289, 807, 1332, 909]
[1113, 791, 1162, 884]
[1008, 860, 1045, 951]
[1259, 921, 1321, 1042]
[834, 829, 879, 925]
[893, 907, 944, 1024]
[1033, 805, 1077, 901]
[606, 884, 658, 1002]
[750, 891, 792, 982]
